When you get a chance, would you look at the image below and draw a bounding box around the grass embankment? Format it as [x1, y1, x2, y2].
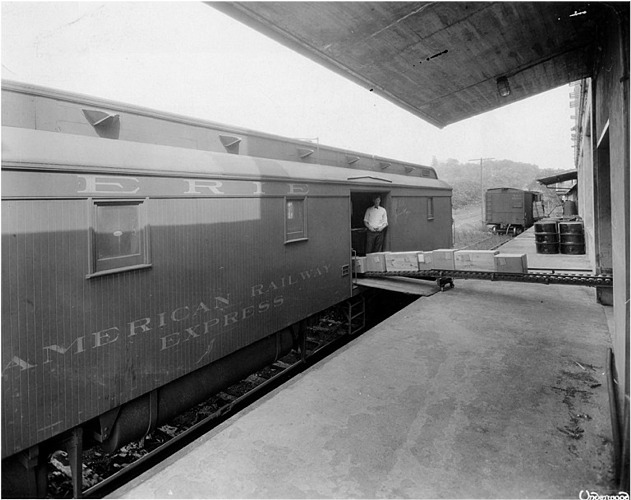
[453, 206, 513, 250]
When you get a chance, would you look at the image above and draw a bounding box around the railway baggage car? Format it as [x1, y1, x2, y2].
[1, 81, 452, 497]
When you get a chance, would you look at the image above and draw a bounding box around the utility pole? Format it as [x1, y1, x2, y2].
[469, 157, 494, 224]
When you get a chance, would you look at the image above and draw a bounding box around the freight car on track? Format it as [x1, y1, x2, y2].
[485, 187, 544, 234]
[1, 81, 452, 497]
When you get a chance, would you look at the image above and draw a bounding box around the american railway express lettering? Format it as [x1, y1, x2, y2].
[2, 265, 331, 374]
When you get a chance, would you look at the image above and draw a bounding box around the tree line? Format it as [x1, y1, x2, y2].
[431, 157, 569, 211]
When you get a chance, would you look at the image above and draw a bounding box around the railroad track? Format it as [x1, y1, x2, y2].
[81, 358, 306, 498]
[48, 305, 364, 498]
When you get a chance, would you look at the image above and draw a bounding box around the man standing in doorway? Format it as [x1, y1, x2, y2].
[364, 195, 388, 253]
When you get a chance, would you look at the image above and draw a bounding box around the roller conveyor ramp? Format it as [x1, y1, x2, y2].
[356, 268, 612, 291]
[354, 227, 612, 293]
[353, 275, 443, 295]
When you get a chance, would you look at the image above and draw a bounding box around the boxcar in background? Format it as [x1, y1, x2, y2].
[1, 81, 452, 497]
[485, 187, 543, 234]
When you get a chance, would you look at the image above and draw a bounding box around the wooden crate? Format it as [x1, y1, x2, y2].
[494, 253, 528, 273]
[365, 252, 387, 272]
[431, 249, 456, 270]
[353, 256, 367, 273]
[417, 251, 434, 270]
[454, 250, 499, 271]
[385, 252, 420, 272]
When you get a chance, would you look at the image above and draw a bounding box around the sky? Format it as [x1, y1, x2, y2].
[1, 1, 576, 171]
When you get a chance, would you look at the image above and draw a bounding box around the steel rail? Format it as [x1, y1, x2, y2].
[82, 363, 302, 498]
[362, 270, 613, 287]
[82, 332, 355, 499]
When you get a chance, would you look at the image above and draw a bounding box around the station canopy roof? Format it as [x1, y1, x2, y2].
[536, 170, 578, 186]
[210, 2, 604, 128]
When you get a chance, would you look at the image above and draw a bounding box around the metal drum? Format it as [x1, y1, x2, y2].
[559, 221, 585, 255]
[534, 220, 559, 254]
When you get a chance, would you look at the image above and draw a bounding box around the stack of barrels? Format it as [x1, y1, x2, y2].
[534, 220, 560, 253]
[534, 219, 585, 254]
[559, 221, 585, 254]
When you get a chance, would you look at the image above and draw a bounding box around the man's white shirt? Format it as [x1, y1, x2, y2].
[364, 206, 388, 231]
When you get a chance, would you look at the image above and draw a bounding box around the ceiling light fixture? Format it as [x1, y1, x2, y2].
[497, 76, 511, 97]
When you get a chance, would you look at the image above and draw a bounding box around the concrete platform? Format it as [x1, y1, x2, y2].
[111, 234, 615, 499]
[112, 282, 614, 499]
[500, 227, 592, 272]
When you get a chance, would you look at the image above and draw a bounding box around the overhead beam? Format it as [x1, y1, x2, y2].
[209, 1, 445, 128]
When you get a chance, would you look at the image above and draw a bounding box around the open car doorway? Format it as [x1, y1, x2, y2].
[351, 192, 389, 256]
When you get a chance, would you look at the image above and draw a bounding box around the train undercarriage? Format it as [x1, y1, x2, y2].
[1, 295, 371, 499]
